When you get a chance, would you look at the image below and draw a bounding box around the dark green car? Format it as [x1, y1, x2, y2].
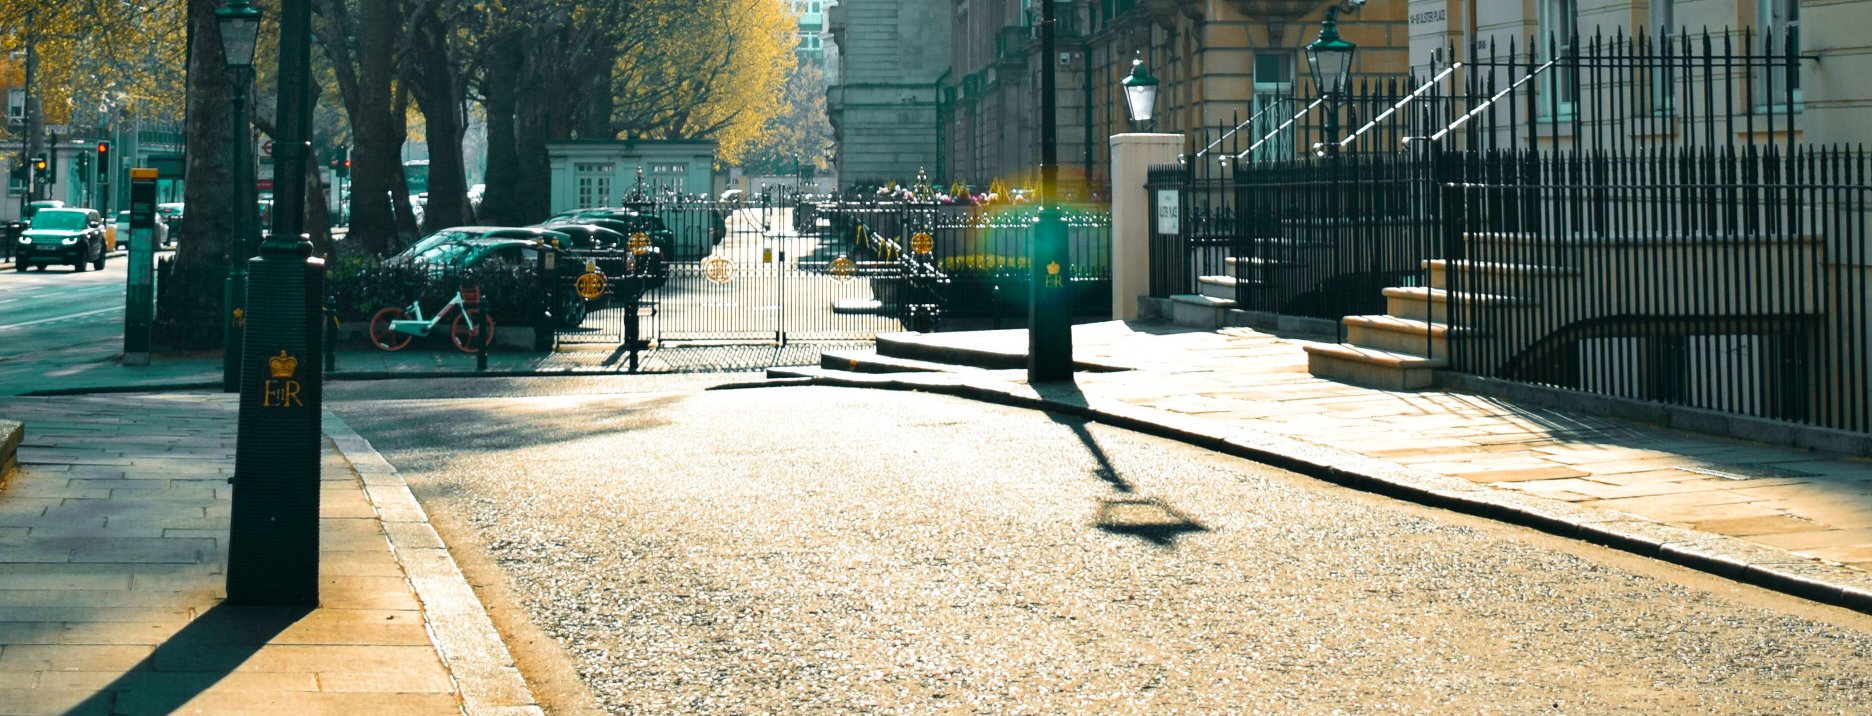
[14, 208, 107, 272]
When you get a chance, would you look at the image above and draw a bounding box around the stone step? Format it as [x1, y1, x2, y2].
[1225, 256, 1304, 269]
[1341, 314, 1471, 357]
[874, 333, 1131, 372]
[818, 350, 958, 374]
[1304, 343, 1448, 391]
[1383, 286, 1531, 323]
[1196, 275, 1269, 301]
[1424, 259, 1580, 290]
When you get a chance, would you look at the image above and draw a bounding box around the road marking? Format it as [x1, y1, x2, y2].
[0, 307, 121, 332]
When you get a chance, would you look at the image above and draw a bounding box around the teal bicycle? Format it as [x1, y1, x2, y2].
[368, 285, 494, 353]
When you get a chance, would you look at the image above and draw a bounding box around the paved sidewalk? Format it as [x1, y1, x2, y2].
[778, 321, 1872, 611]
[0, 393, 538, 715]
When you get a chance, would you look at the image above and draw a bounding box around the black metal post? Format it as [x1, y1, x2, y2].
[475, 292, 490, 372]
[1028, 0, 1073, 382]
[223, 65, 254, 392]
[227, 0, 322, 608]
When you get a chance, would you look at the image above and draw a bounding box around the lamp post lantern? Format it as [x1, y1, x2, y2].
[218, 0, 262, 394]
[1304, 7, 1357, 156]
[1121, 52, 1160, 132]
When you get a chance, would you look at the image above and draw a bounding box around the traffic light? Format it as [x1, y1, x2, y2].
[96, 142, 110, 184]
[31, 155, 46, 174]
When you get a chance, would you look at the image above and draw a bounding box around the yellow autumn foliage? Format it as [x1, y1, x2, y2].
[612, 0, 797, 163]
[0, 0, 187, 133]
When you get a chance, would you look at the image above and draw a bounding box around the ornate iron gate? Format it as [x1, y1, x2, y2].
[554, 197, 906, 370]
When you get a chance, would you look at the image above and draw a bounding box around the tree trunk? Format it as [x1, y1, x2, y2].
[513, 92, 553, 222]
[318, 0, 404, 256]
[406, 9, 469, 231]
[478, 35, 523, 226]
[162, 0, 235, 349]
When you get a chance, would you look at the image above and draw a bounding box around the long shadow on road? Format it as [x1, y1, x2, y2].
[1040, 379, 1209, 548]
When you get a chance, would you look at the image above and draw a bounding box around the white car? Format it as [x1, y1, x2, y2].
[113, 210, 169, 248]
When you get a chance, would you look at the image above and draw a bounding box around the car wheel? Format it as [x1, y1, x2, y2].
[93, 247, 106, 270]
[74, 258, 87, 273]
[368, 307, 415, 351]
[13, 262, 25, 272]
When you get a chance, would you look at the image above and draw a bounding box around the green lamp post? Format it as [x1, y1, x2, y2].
[1305, 7, 1357, 156]
[1121, 52, 1160, 132]
[1029, 0, 1072, 382]
[227, 0, 324, 608]
[218, 0, 261, 393]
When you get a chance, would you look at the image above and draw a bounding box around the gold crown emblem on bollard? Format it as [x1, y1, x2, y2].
[1047, 261, 1061, 276]
[267, 351, 299, 379]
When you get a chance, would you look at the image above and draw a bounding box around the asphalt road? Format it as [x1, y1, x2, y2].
[0, 254, 137, 391]
[334, 378, 1872, 715]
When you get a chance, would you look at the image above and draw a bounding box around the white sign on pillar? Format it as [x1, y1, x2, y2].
[1155, 190, 1180, 235]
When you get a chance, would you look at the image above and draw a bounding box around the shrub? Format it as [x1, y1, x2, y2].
[325, 257, 552, 327]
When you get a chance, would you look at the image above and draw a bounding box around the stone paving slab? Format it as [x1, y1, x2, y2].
[0, 394, 543, 716]
[781, 321, 1872, 613]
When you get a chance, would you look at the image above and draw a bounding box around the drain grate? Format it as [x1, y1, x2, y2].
[1678, 462, 1820, 481]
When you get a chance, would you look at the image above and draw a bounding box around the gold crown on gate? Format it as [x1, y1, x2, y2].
[268, 351, 298, 379]
[1046, 261, 1061, 276]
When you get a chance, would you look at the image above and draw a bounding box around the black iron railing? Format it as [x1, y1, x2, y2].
[1146, 28, 1867, 433]
[817, 200, 1113, 328]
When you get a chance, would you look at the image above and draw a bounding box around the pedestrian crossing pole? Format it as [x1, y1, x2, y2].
[122, 168, 158, 367]
[1028, 0, 1074, 383]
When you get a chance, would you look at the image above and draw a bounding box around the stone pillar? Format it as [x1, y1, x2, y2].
[1108, 133, 1183, 321]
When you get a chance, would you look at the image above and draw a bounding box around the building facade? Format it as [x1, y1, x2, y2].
[544, 139, 718, 213]
[788, 0, 831, 63]
[825, 0, 952, 189]
[943, 0, 1409, 197]
[1406, 0, 1872, 148]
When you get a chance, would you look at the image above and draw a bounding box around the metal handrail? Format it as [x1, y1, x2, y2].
[1236, 96, 1328, 159]
[1333, 61, 1463, 154]
[1423, 57, 1557, 144]
[1193, 95, 1301, 160]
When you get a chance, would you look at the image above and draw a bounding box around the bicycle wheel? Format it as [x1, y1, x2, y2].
[369, 307, 414, 351]
[450, 311, 495, 353]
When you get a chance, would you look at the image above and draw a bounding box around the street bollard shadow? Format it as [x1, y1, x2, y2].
[1041, 380, 1209, 548]
[61, 603, 308, 716]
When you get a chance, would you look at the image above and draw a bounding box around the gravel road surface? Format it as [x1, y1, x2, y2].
[335, 383, 1872, 715]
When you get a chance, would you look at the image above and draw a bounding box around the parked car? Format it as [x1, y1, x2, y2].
[15, 208, 107, 272]
[539, 222, 658, 288]
[112, 210, 170, 249]
[390, 226, 547, 268]
[390, 237, 592, 325]
[156, 203, 185, 245]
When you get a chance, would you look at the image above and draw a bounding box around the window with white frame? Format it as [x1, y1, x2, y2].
[1537, 0, 1577, 119]
[575, 162, 614, 208]
[1651, 0, 1675, 114]
[6, 89, 22, 123]
[1758, 0, 1802, 110]
[1247, 52, 1294, 161]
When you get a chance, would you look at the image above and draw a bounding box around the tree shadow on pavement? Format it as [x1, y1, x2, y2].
[1039, 379, 1209, 548]
[61, 603, 307, 716]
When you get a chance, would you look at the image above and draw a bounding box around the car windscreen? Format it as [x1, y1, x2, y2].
[30, 211, 88, 231]
[402, 230, 481, 259]
[411, 242, 476, 266]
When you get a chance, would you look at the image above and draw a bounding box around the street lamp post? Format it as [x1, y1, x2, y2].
[1121, 52, 1160, 133]
[1028, 0, 1073, 382]
[218, 0, 261, 394]
[1305, 7, 1358, 157]
[226, 0, 324, 608]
